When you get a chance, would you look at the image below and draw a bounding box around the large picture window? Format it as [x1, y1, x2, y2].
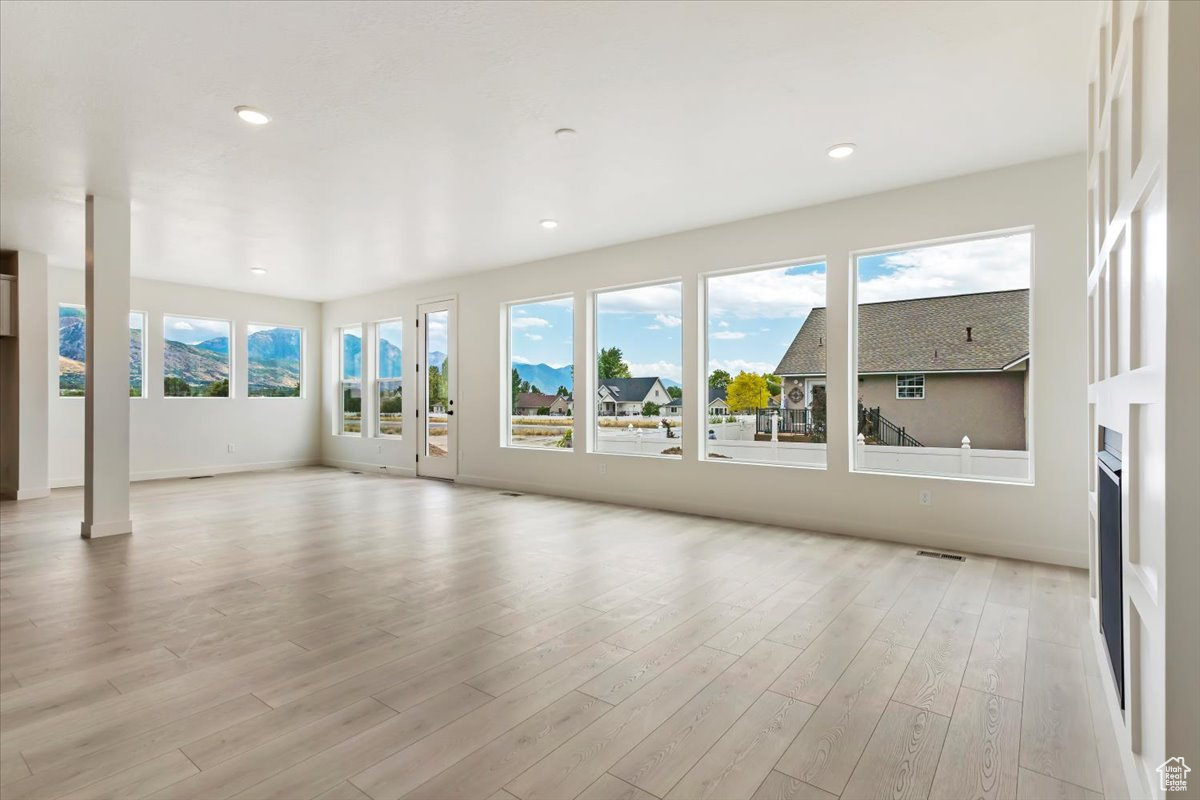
[57, 305, 145, 397]
[708, 260, 827, 468]
[506, 297, 573, 449]
[376, 319, 403, 437]
[854, 231, 1031, 481]
[247, 324, 302, 397]
[593, 282, 681, 458]
[163, 315, 231, 397]
[339, 326, 362, 434]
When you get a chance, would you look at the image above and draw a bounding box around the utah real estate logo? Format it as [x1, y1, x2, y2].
[1158, 757, 1190, 792]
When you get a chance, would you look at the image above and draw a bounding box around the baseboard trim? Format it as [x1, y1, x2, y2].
[1, 486, 52, 500]
[50, 459, 322, 489]
[81, 519, 133, 538]
[455, 472, 1088, 568]
[323, 459, 417, 479]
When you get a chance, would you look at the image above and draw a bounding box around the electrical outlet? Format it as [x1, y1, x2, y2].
[227, 443, 235, 454]
[919, 490, 932, 506]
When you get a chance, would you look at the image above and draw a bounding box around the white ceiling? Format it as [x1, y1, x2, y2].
[0, 0, 1093, 302]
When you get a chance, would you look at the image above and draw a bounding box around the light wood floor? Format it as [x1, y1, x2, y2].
[0, 467, 1126, 800]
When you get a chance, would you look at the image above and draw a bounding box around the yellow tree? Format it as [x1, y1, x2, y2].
[725, 371, 770, 412]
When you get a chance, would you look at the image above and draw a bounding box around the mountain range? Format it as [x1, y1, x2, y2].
[340, 333, 405, 380]
[57, 312, 142, 395]
[514, 363, 574, 393]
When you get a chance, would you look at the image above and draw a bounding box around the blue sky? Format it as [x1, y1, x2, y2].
[164, 315, 229, 345]
[510, 297, 574, 369]
[510, 232, 1030, 383]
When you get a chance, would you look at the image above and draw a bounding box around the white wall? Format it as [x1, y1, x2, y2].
[323, 155, 1088, 567]
[48, 267, 322, 486]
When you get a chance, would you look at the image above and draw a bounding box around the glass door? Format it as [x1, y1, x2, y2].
[416, 299, 456, 479]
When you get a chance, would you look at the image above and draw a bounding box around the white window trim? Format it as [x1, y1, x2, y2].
[374, 318, 404, 439]
[503, 294, 574, 451]
[591, 278, 683, 460]
[895, 373, 926, 400]
[246, 322, 304, 399]
[337, 325, 363, 436]
[162, 313, 234, 399]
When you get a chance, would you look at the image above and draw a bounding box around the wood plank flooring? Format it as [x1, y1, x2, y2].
[0, 467, 1117, 800]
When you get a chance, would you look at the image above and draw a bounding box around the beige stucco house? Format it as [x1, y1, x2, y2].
[775, 289, 1029, 450]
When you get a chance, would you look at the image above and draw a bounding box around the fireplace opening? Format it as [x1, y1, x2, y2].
[1097, 426, 1124, 710]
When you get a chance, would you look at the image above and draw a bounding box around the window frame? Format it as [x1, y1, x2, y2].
[55, 304, 151, 399]
[502, 293, 575, 451]
[374, 317, 404, 439]
[850, 225, 1035, 484]
[245, 322, 304, 400]
[128, 310, 146, 399]
[162, 313, 234, 399]
[895, 373, 925, 400]
[337, 324, 363, 437]
[699, 256, 828, 470]
[589, 277, 684, 461]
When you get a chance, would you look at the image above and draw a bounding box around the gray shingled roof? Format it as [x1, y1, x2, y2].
[664, 388, 727, 409]
[515, 391, 558, 408]
[775, 289, 1029, 375]
[597, 377, 663, 402]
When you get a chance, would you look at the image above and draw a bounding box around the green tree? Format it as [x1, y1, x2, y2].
[511, 368, 521, 409]
[428, 363, 447, 410]
[597, 347, 631, 379]
[204, 378, 229, 397]
[164, 376, 192, 397]
[726, 371, 770, 412]
[708, 370, 732, 391]
[765, 373, 782, 398]
[642, 401, 661, 416]
[808, 385, 827, 443]
[666, 385, 682, 400]
[556, 385, 570, 397]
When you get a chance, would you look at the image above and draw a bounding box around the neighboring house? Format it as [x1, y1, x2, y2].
[661, 387, 728, 416]
[549, 394, 573, 415]
[775, 289, 1029, 449]
[596, 377, 673, 416]
[514, 391, 558, 415]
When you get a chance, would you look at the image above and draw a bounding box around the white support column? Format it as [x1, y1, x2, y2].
[81, 195, 132, 539]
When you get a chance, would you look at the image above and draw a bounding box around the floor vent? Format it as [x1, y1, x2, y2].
[188, 475, 214, 480]
[499, 491, 523, 497]
[916, 549, 965, 561]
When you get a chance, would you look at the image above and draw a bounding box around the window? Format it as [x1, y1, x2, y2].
[854, 230, 1031, 481]
[376, 319, 403, 437]
[339, 326, 362, 434]
[506, 296, 573, 449]
[593, 281, 681, 458]
[57, 305, 145, 397]
[247, 324, 302, 397]
[163, 315, 231, 397]
[896, 374, 924, 399]
[706, 260, 827, 468]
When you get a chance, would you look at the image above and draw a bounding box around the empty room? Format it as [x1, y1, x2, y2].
[1, 1, 1197, 799]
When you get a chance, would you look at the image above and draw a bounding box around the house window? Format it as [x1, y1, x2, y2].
[339, 326, 362, 434]
[506, 296, 573, 449]
[163, 315, 230, 397]
[593, 281, 682, 458]
[896, 374, 925, 399]
[706, 260, 827, 468]
[57, 305, 145, 397]
[854, 230, 1032, 482]
[376, 319, 403, 437]
[247, 324, 302, 397]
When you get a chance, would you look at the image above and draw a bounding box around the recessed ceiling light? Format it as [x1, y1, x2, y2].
[540, 219, 559, 229]
[250, 266, 268, 275]
[235, 105, 271, 125]
[554, 128, 577, 139]
[827, 143, 856, 159]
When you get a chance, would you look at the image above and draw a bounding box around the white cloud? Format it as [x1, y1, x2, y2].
[627, 360, 683, 382]
[710, 331, 748, 340]
[597, 283, 682, 316]
[708, 358, 778, 375]
[707, 265, 826, 320]
[654, 313, 682, 328]
[524, 333, 543, 341]
[511, 316, 551, 330]
[858, 233, 1030, 303]
[173, 320, 194, 330]
[718, 320, 730, 328]
[511, 354, 533, 364]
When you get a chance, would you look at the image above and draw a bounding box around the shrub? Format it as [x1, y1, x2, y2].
[642, 401, 661, 416]
[556, 429, 573, 448]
